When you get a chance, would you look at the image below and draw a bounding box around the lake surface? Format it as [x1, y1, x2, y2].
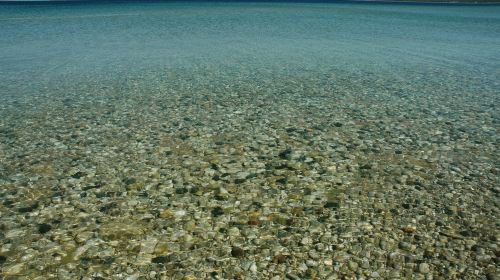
[0, 2, 499, 279]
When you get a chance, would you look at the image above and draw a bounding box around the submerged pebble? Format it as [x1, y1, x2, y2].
[231, 247, 245, 258]
[0, 3, 497, 280]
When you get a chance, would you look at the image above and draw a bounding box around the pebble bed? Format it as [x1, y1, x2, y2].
[0, 65, 498, 280]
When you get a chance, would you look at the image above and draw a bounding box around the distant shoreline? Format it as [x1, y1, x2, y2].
[1, 0, 499, 5]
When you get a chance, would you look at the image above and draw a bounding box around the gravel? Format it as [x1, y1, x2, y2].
[0, 65, 498, 279]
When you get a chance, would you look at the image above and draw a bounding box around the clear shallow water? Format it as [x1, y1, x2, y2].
[1, 2, 499, 92]
[0, 2, 499, 279]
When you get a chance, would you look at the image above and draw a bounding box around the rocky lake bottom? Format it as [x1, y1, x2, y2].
[0, 65, 498, 279]
[1, 2, 499, 279]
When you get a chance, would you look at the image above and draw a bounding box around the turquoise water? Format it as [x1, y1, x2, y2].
[1, 2, 499, 94]
[0, 2, 499, 279]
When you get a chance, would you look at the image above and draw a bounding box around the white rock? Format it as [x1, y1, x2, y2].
[125, 274, 140, 280]
[301, 236, 313, 246]
[249, 263, 258, 273]
[228, 227, 240, 237]
[299, 262, 308, 272]
[6, 229, 25, 239]
[174, 210, 187, 218]
[419, 263, 430, 274]
[4, 263, 24, 276]
[140, 237, 158, 255]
